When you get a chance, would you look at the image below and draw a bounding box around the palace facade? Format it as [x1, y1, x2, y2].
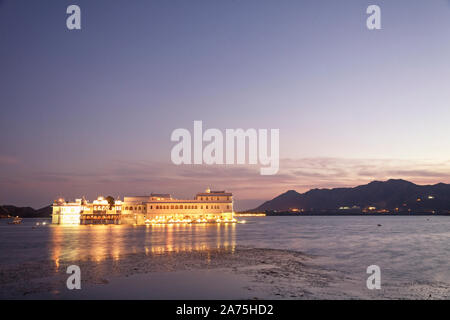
[51, 189, 235, 225]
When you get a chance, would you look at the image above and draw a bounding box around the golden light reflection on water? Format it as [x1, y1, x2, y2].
[51, 225, 82, 271]
[51, 226, 61, 272]
[50, 223, 236, 264]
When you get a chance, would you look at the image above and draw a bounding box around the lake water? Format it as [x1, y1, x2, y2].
[1, 216, 449, 298]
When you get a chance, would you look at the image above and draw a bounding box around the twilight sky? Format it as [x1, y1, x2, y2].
[1, 0, 450, 210]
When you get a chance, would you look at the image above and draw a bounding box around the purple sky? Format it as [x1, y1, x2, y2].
[1, 0, 450, 210]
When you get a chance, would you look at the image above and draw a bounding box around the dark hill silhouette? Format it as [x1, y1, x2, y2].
[0, 205, 52, 218]
[253, 179, 450, 212]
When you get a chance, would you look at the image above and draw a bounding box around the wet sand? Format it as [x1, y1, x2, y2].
[1, 246, 448, 299]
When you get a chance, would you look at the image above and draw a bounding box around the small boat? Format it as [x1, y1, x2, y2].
[8, 216, 22, 225]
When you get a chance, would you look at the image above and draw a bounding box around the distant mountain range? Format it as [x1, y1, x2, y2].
[253, 179, 450, 213]
[0, 205, 51, 218]
[3, 179, 450, 217]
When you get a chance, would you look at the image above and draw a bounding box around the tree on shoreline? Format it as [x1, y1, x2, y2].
[106, 196, 115, 210]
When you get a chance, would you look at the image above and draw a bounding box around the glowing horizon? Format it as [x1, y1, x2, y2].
[2, 1, 450, 211]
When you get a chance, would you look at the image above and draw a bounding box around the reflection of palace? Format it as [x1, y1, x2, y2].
[52, 189, 235, 225]
[50, 223, 236, 267]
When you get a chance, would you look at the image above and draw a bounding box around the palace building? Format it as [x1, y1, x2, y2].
[51, 189, 235, 225]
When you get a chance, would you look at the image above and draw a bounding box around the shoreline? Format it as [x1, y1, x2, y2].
[1, 246, 448, 300]
[4, 212, 450, 219]
[264, 213, 450, 216]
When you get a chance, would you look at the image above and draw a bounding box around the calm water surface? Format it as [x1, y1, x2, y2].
[1, 216, 449, 287]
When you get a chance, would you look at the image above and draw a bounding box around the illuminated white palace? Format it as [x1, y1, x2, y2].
[52, 189, 235, 225]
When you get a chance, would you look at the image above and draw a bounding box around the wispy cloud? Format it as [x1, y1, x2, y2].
[0, 155, 19, 165]
[3, 157, 450, 210]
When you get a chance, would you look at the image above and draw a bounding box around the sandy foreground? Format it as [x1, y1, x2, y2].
[0, 247, 448, 299]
